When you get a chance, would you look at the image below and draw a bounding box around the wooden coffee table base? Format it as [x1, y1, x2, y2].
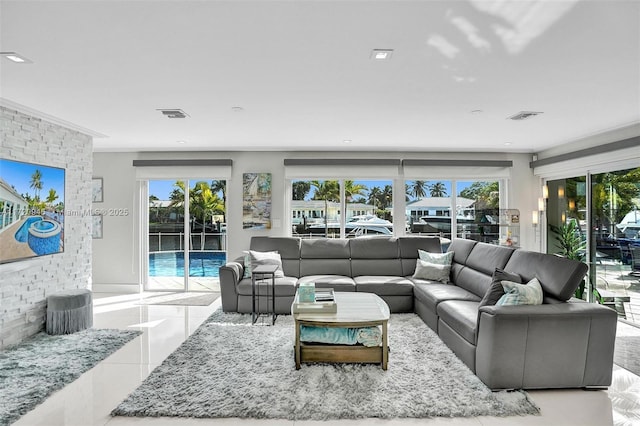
[294, 319, 389, 370]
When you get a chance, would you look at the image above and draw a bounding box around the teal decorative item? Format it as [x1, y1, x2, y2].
[298, 282, 315, 303]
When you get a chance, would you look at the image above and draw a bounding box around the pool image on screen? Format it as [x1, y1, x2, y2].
[0, 158, 65, 264]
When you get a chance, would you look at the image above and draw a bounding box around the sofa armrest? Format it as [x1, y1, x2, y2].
[475, 302, 617, 390]
[219, 261, 243, 312]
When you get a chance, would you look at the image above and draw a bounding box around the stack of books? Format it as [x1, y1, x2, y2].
[292, 288, 337, 313]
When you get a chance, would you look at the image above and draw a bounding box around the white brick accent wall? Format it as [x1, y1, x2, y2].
[0, 106, 93, 349]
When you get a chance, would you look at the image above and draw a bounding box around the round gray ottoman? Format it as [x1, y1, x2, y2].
[46, 289, 93, 335]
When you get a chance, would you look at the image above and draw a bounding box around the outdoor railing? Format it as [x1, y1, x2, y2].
[149, 232, 227, 252]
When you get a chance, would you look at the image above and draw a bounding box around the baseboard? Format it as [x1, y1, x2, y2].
[92, 283, 141, 294]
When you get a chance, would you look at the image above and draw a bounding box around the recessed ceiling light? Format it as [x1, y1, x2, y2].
[370, 49, 394, 60]
[470, 109, 483, 114]
[343, 139, 352, 144]
[231, 106, 244, 112]
[504, 142, 512, 146]
[177, 140, 186, 144]
[1, 52, 32, 63]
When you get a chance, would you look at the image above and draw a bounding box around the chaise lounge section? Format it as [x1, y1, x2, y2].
[219, 236, 617, 390]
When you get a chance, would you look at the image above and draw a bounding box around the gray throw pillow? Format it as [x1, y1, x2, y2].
[418, 249, 454, 266]
[412, 259, 450, 283]
[242, 251, 252, 279]
[479, 268, 521, 308]
[249, 250, 285, 278]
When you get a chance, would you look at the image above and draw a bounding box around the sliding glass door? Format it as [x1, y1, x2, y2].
[146, 179, 226, 292]
[545, 167, 639, 324]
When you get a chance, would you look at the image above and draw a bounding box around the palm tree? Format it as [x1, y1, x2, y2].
[29, 169, 43, 202]
[149, 194, 160, 222]
[210, 180, 227, 223]
[368, 186, 383, 212]
[192, 181, 224, 232]
[292, 181, 311, 200]
[428, 182, 448, 197]
[381, 185, 393, 209]
[168, 181, 186, 208]
[311, 180, 339, 236]
[343, 180, 367, 202]
[409, 180, 427, 200]
[45, 189, 58, 207]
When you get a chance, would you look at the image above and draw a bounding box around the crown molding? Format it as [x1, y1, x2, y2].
[0, 97, 107, 138]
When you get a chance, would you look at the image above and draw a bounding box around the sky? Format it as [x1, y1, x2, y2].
[1, 158, 65, 200]
[148, 179, 480, 201]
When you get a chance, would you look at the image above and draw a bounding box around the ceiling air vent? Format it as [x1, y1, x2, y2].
[507, 111, 543, 121]
[157, 109, 189, 119]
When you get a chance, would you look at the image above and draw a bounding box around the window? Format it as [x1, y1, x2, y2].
[291, 179, 393, 238]
[406, 179, 503, 245]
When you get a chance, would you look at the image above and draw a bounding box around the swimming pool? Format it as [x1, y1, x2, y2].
[149, 251, 227, 277]
[14, 216, 44, 243]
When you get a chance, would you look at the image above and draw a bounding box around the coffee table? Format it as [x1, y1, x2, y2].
[292, 292, 390, 370]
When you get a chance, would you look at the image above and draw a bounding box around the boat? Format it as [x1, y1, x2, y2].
[616, 209, 640, 239]
[308, 214, 393, 236]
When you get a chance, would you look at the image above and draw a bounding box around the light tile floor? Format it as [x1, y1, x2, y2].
[11, 293, 640, 426]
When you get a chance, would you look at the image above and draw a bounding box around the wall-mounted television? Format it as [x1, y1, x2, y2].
[0, 158, 65, 264]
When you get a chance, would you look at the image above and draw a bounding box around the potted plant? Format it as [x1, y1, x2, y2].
[550, 220, 588, 299]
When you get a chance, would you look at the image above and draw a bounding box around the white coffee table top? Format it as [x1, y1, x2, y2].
[293, 292, 390, 324]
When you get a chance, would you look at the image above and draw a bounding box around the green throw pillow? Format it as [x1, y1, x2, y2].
[496, 277, 543, 306]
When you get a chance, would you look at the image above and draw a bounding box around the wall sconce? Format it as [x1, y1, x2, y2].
[561, 212, 566, 223]
[538, 197, 545, 211]
[558, 185, 565, 199]
[542, 184, 549, 199]
[532, 210, 539, 226]
[568, 199, 576, 211]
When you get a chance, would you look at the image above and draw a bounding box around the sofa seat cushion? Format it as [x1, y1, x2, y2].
[413, 282, 481, 311]
[437, 300, 480, 345]
[236, 276, 298, 296]
[353, 276, 414, 296]
[297, 275, 356, 292]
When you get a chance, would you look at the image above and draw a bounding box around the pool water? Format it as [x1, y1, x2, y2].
[14, 216, 44, 243]
[149, 251, 226, 277]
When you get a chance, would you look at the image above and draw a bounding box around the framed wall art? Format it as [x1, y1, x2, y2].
[92, 177, 103, 203]
[92, 214, 103, 239]
[242, 172, 272, 230]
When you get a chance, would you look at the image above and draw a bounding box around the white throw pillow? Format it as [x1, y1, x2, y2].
[418, 249, 454, 266]
[412, 259, 450, 283]
[249, 250, 285, 278]
[496, 277, 543, 306]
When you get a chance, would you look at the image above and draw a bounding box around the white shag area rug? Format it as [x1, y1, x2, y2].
[112, 311, 539, 420]
[0, 328, 141, 426]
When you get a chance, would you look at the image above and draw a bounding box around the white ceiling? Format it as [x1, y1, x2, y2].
[1, 0, 639, 153]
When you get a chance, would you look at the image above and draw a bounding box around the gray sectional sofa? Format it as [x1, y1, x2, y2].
[219, 236, 618, 390]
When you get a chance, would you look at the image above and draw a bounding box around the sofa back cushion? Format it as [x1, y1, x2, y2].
[250, 237, 301, 277]
[504, 250, 588, 301]
[398, 236, 442, 276]
[300, 238, 352, 276]
[350, 237, 402, 277]
[447, 238, 477, 265]
[448, 240, 514, 297]
[454, 266, 494, 298]
[465, 243, 515, 275]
